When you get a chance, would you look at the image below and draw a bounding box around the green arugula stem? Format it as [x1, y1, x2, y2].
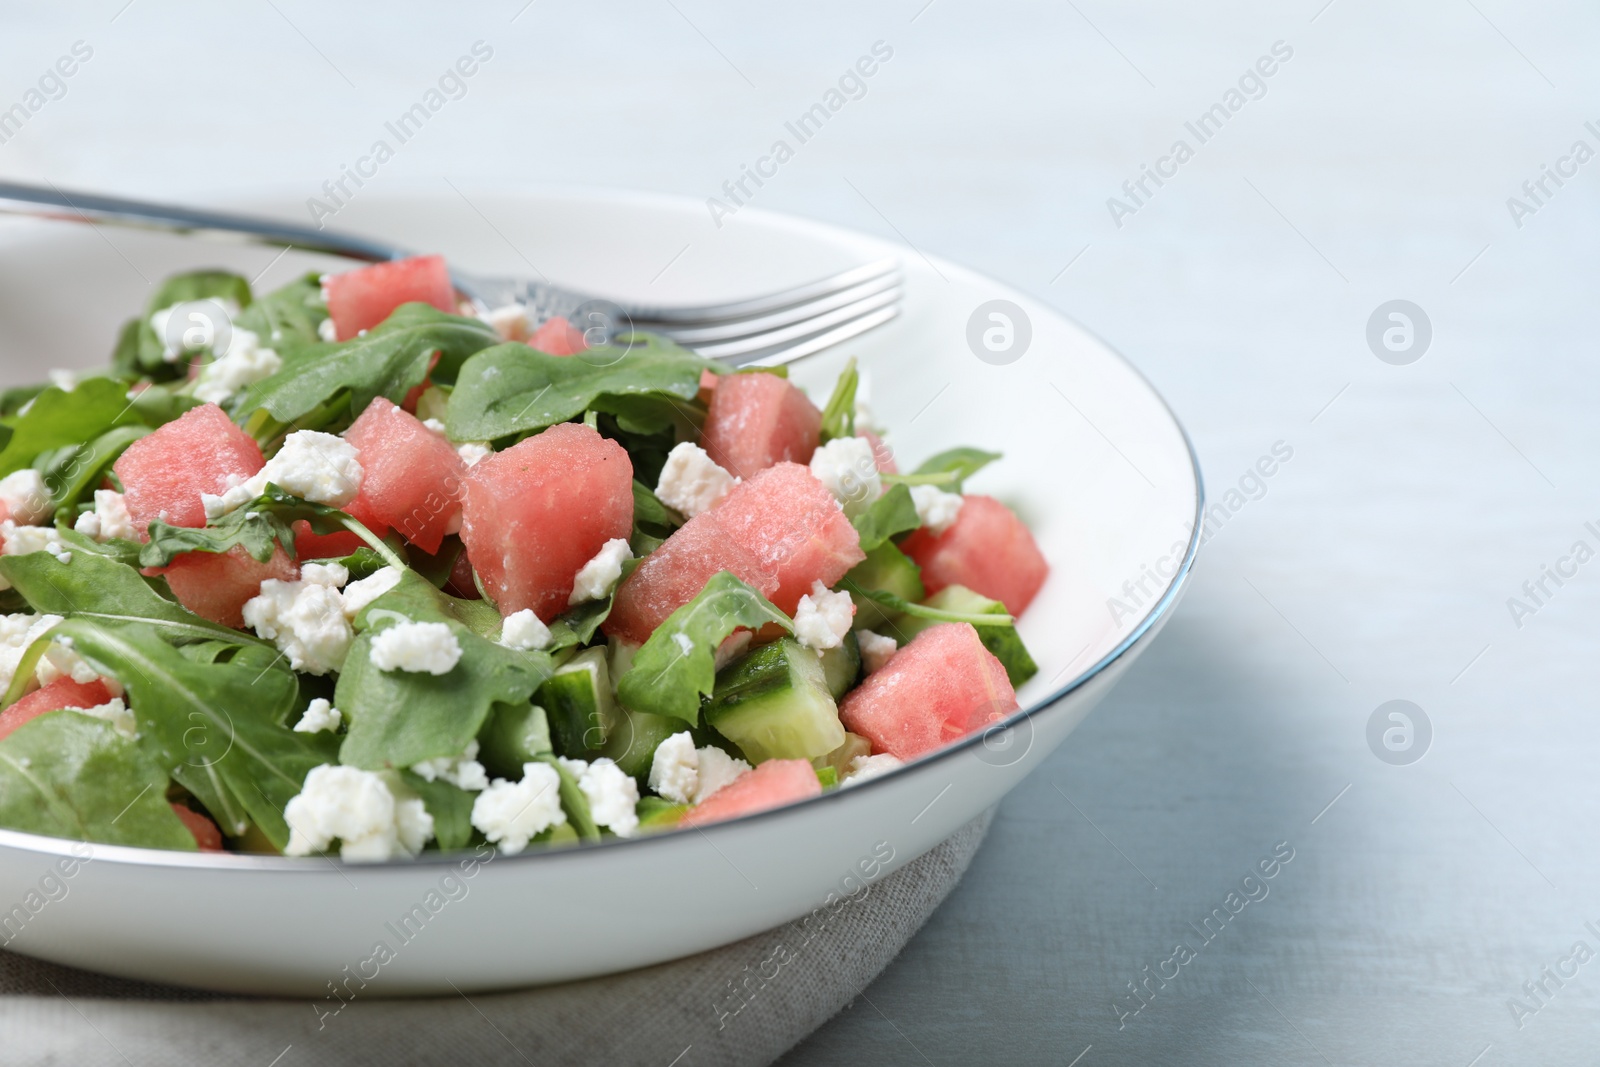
[851, 587, 1013, 626]
[341, 516, 407, 571]
[881, 472, 961, 487]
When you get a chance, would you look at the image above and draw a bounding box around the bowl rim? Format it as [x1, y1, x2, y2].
[0, 188, 1206, 872]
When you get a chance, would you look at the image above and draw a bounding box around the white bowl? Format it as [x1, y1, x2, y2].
[0, 187, 1202, 995]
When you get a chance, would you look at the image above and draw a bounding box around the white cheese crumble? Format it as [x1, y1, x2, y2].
[284, 765, 434, 861]
[421, 418, 447, 437]
[192, 328, 283, 405]
[856, 629, 899, 674]
[411, 740, 489, 792]
[568, 538, 633, 605]
[77, 697, 137, 740]
[294, 697, 342, 734]
[317, 317, 338, 342]
[369, 620, 461, 675]
[910, 484, 965, 536]
[556, 756, 640, 838]
[73, 490, 138, 543]
[696, 746, 752, 802]
[203, 430, 364, 519]
[654, 441, 737, 518]
[842, 753, 903, 787]
[150, 300, 239, 362]
[242, 574, 353, 676]
[792, 581, 855, 651]
[471, 762, 566, 854]
[647, 732, 752, 806]
[808, 436, 881, 517]
[499, 608, 552, 651]
[0, 470, 51, 526]
[0, 613, 62, 693]
[340, 567, 402, 619]
[484, 303, 531, 342]
[456, 442, 492, 468]
[48, 369, 79, 392]
[35, 637, 101, 688]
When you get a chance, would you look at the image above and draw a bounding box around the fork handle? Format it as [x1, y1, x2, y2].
[0, 180, 408, 266]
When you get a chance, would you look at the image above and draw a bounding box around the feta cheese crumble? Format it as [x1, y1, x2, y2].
[203, 430, 364, 519]
[654, 441, 737, 518]
[0, 470, 51, 526]
[556, 756, 640, 837]
[242, 570, 353, 676]
[73, 490, 137, 543]
[294, 697, 342, 734]
[317, 317, 338, 342]
[0, 613, 63, 692]
[792, 581, 855, 651]
[192, 327, 283, 405]
[471, 762, 566, 854]
[647, 732, 752, 806]
[369, 620, 461, 675]
[412, 740, 489, 792]
[484, 303, 531, 342]
[568, 538, 633, 605]
[340, 567, 402, 619]
[808, 436, 881, 517]
[284, 764, 434, 861]
[842, 753, 903, 787]
[856, 629, 898, 674]
[422, 418, 447, 437]
[456, 442, 492, 467]
[500, 608, 552, 651]
[35, 637, 101, 688]
[909, 484, 964, 536]
[78, 697, 137, 740]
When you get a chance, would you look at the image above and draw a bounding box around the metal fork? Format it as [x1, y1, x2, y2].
[0, 180, 901, 366]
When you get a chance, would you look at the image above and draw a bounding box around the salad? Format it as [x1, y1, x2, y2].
[0, 254, 1049, 861]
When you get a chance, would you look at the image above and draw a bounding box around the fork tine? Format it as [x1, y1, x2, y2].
[691, 286, 902, 361]
[654, 271, 901, 345]
[625, 258, 900, 326]
[728, 305, 901, 368]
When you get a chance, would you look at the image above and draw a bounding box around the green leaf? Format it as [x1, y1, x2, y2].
[906, 447, 1002, 491]
[0, 384, 45, 419]
[0, 378, 144, 479]
[397, 770, 477, 851]
[39, 424, 151, 510]
[238, 304, 498, 432]
[615, 571, 793, 726]
[847, 586, 1014, 627]
[632, 480, 681, 535]
[447, 333, 716, 443]
[850, 483, 921, 552]
[235, 272, 327, 348]
[534, 754, 599, 841]
[336, 572, 556, 770]
[0, 712, 196, 849]
[110, 270, 254, 379]
[139, 485, 365, 568]
[818, 358, 858, 442]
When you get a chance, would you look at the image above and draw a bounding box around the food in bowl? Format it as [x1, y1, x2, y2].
[0, 255, 1048, 860]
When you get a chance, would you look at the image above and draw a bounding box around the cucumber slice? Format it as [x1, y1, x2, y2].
[705, 637, 847, 762]
[818, 630, 861, 699]
[531, 821, 580, 848]
[636, 796, 688, 833]
[599, 706, 683, 781]
[537, 647, 619, 758]
[478, 701, 554, 780]
[536, 754, 600, 842]
[812, 731, 873, 780]
[839, 542, 925, 630]
[889, 585, 1038, 686]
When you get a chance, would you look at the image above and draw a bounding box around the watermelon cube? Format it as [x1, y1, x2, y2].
[170, 804, 224, 851]
[159, 545, 298, 628]
[0, 678, 114, 742]
[901, 495, 1048, 616]
[114, 403, 265, 534]
[528, 316, 587, 356]
[700, 372, 822, 480]
[341, 397, 465, 554]
[838, 622, 1018, 760]
[710, 462, 864, 614]
[604, 512, 782, 646]
[460, 422, 633, 620]
[679, 758, 822, 828]
[324, 254, 456, 341]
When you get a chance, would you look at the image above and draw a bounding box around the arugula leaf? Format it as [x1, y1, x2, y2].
[0, 385, 44, 418]
[0, 712, 196, 849]
[818, 357, 858, 442]
[110, 270, 254, 379]
[633, 480, 681, 534]
[904, 447, 1002, 491]
[536, 754, 599, 841]
[124, 381, 203, 427]
[397, 770, 477, 851]
[235, 272, 328, 348]
[448, 333, 716, 443]
[39, 424, 151, 510]
[850, 483, 921, 552]
[238, 304, 498, 433]
[139, 486, 375, 568]
[615, 571, 792, 726]
[846, 586, 1013, 627]
[542, 557, 640, 652]
[0, 378, 144, 479]
[337, 572, 556, 770]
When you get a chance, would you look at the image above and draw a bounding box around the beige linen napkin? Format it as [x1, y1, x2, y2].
[0, 809, 992, 1067]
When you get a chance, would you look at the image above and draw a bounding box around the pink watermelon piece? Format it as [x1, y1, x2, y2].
[862, 430, 898, 474]
[700, 373, 822, 480]
[170, 804, 224, 851]
[460, 422, 633, 620]
[679, 758, 822, 828]
[0, 678, 114, 743]
[528, 316, 587, 356]
[901, 495, 1048, 616]
[324, 254, 456, 341]
[114, 403, 265, 534]
[159, 545, 298, 628]
[604, 512, 782, 646]
[341, 397, 465, 555]
[709, 462, 864, 614]
[839, 622, 1018, 760]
